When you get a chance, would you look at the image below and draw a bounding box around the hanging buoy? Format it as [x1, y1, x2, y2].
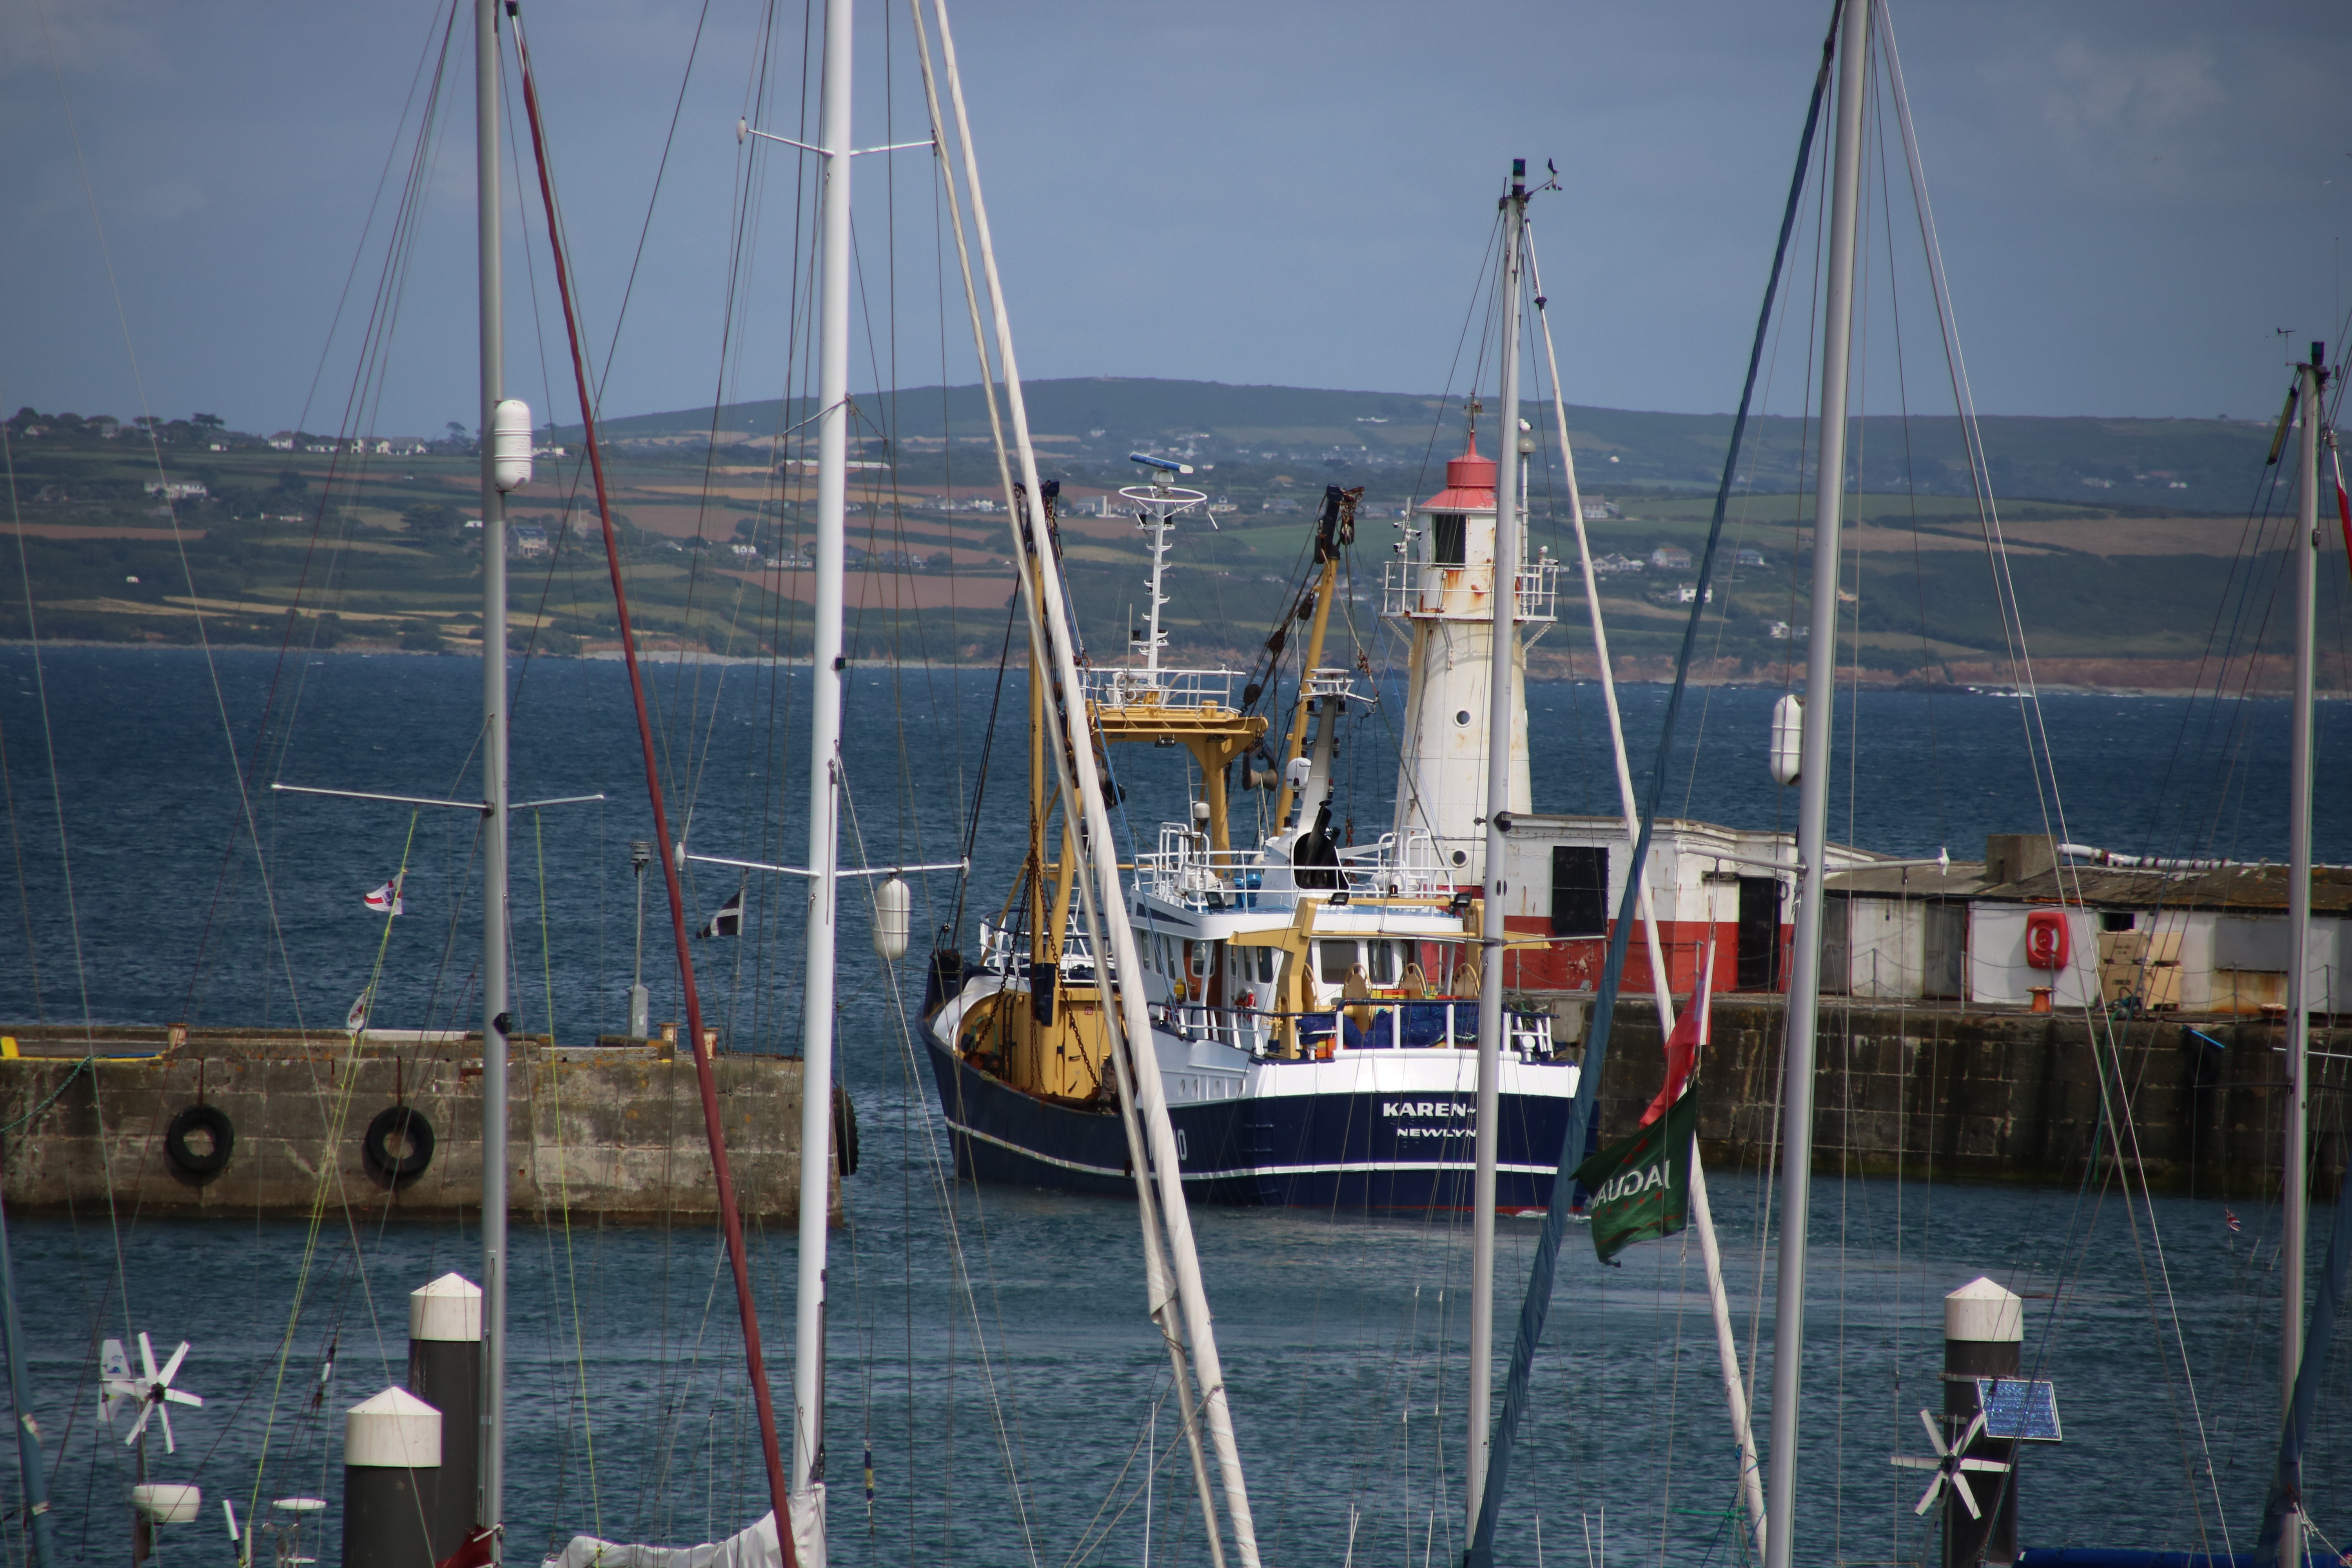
[490, 399, 533, 494]
[1769, 694, 1803, 786]
[871, 877, 911, 961]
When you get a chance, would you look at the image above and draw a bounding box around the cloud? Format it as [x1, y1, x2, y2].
[1979, 33, 2227, 196]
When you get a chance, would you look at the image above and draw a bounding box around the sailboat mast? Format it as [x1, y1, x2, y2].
[791, 0, 853, 1525]
[1466, 157, 1528, 1533]
[2283, 345, 2321, 1454]
[472, 0, 511, 1542]
[1762, 4, 1868, 1565]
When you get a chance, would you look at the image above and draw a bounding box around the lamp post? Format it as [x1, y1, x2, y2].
[628, 840, 653, 1038]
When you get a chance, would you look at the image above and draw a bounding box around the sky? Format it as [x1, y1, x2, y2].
[0, 0, 2347, 438]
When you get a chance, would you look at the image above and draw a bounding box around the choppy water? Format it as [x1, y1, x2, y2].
[1, 646, 2348, 1567]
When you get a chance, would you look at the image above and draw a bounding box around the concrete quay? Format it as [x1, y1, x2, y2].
[0, 1025, 830, 1223]
[1544, 994, 2349, 1199]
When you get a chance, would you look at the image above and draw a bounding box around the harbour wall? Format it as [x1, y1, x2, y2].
[1546, 995, 2349, 1199]
[0, 1026, 830, 1223]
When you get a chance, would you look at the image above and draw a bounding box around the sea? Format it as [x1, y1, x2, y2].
[1, 644, 2348, 1568]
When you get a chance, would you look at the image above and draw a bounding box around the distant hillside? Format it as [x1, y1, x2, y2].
[575, 377, 2273, 512]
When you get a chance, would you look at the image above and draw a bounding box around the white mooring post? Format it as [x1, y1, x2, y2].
[343, 1388, 441, 1568]
[1944, 1278, 2023, 1568]
[406, 1275, 481, 1563]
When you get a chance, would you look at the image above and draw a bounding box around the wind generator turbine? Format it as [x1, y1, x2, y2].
[102, 1333, 205, 1453]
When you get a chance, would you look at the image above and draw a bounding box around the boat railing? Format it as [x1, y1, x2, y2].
[1379, 557, 1561, 622]
[1336, 831, 1449, 898]
[1145, 999, 1552, 1060]
[1140, 824, 1453, 909]
[1081, 664, 1243, 714]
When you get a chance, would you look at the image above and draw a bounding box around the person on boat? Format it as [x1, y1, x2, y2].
[1294, 801, 1341, 889]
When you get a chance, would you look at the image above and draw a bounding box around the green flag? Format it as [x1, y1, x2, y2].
[1571, 1083, 1699, 1264]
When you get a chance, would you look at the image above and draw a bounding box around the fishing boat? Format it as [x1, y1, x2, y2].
[922, 316, 1582, 1210]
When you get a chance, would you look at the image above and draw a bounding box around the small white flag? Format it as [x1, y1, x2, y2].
[347, 989, 372, 1032]
[364, 875, 405, 916]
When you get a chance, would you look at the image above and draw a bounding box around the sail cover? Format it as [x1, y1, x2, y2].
[544, 1489, 824, 1568]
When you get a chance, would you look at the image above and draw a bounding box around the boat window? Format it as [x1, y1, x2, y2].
[1366, 939, 1399, 985]
[1432, 513, 1466, 566]
[1256, 947, 1274, 984]
[1319, 941, 1356, 984]
[1190, 941, 1213, 978]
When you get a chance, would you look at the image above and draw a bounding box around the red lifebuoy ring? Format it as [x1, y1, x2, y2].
[2024, 910, 2070, 972]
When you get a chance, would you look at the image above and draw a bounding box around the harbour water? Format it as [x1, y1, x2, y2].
[2, 646, 2349, 1566]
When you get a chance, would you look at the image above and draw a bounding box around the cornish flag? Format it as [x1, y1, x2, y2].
[364, 875, 405, 916]
[699, 888, 744, 939]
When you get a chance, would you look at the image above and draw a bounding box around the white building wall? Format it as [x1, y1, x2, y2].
[1967, 905, 2101, 1007]
[1847, 899, 1926, 999]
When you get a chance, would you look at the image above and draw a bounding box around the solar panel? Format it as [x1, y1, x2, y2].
[1975, 1377, 2062, 1442]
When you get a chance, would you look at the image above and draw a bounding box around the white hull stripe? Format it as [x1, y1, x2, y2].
[941, 1118, 1558, 1182]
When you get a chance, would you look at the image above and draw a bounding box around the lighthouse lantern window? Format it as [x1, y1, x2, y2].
[1431, 512, 1466, 566]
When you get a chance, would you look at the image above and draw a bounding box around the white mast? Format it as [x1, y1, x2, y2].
[1526, 225, 1768, 1562]
[1466, 158, 1529, 1533]
[921, 6, 1261, 1558]
[790, 0, 853, 1543]
[2280, 343, 2322, 1564]
[472, 0, 511, 1541]
[1762, 4, 1869, 1566]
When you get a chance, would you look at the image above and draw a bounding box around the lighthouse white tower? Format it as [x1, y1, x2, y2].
[1384, 422, 1557, 884]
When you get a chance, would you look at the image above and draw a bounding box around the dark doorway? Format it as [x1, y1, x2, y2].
[1550, 846, 1608, 937]
[1924, 902, 1964, 999]
[1736, 876, 1783, 991]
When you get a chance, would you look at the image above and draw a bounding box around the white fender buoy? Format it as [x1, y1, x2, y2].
[130, 1484, 200, 1525]
[872, 877, 911, 961]
[1769, 694, 1803, 786]
[491, 399, 534, 494]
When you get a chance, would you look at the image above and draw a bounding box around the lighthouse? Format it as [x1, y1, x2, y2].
[1385, 418, 1556, 884]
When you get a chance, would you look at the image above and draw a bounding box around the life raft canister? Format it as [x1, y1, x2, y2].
[2023, 909, 2070, 972]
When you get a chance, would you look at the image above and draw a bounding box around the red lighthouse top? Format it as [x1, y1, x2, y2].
[1420, 432, 1498, 512]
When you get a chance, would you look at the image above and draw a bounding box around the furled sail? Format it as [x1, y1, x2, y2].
[543, 1491, 825, 1568]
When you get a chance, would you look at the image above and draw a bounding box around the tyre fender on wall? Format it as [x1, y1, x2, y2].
[163, 1104, 235, 1176]
[832, 1084, 858, 1178]
[363, 1105, 436, 1182]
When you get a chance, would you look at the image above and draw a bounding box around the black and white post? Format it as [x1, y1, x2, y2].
[342, 1388, 440, 1568]
[406, 1274, 481, 1562]
[1944, 1278, 2022, 1568]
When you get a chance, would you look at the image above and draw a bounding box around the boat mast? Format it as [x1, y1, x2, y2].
[1466, 156, 1528, 1534]
[791, 0, 853, 1536]
[1762, 4, 1867, 1565]
[1526, 225, 1767, 1561]
[472, 0, 511, 1542]
[921, 6, 1261, 1555]
[2280, 341, 2322, 1561]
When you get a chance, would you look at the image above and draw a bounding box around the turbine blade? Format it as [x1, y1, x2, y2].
[223, 1500, 240, 1543]
[165, 1388, 203, 1408]
[125, 1403, 153, 1444]
[158, 1342, 190, 1386]
[1949, 1471, 1982, 1520]
[1919, 1408, 1948, 1456]
[138, 1333, 160, 1384]
[157, 1404, 176, 1455]
[1958, 1411, 1988, 1452]
[1889, 1456, 1941, 1470]
[1958, 1457, 2011, 1473]
[1913, 1475, 1943, 1515]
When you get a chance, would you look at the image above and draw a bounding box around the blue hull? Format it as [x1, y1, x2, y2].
[924, 1035, 1572, 1210]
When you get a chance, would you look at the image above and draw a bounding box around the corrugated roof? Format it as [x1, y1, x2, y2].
[1962, 862, 2352, 914]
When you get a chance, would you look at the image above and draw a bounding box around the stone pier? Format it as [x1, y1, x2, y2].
[1535, 995, 2349, 1199]
[0, 1026, 831, 1222]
